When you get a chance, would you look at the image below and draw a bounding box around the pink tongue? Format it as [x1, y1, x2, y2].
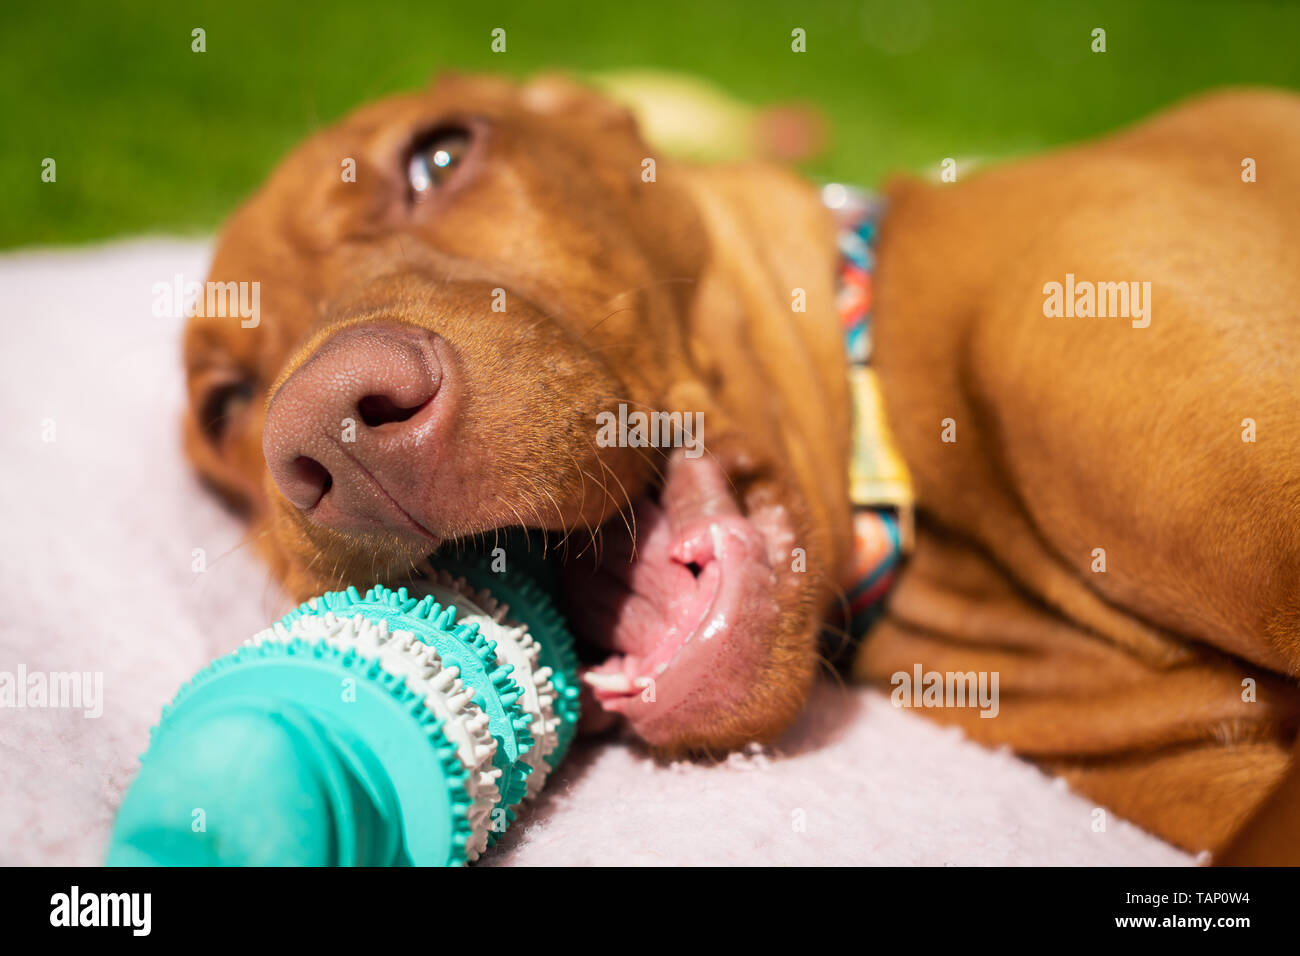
[562, 452, 783, 744]
[564, 452, 744, 661]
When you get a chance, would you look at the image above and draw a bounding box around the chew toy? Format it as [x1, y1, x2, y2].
[106, 559, 579, 866]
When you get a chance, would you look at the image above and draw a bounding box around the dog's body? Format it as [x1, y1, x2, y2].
[860, 88, 1300, 856]
[184, 76, 1300, 858]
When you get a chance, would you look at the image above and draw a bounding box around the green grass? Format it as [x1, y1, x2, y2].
[2, 0, 1298, 249]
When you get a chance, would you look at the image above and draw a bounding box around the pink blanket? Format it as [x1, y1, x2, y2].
[0, 240, 1191, 866]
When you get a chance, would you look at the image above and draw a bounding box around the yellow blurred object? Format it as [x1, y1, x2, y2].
[590, 69, 826, 163]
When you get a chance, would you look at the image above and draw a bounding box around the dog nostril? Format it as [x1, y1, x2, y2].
[356, 393, 429, 428]
[291, 456, 332, 503]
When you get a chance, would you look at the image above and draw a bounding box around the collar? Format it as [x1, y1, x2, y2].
[823, 183, 885, 367]
[823, 183, 913, 635]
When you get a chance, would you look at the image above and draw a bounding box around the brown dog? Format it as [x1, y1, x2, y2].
[183, 74, 1300, 858]
[184, 73, 852, 757]
[857, 87, 1300, 859]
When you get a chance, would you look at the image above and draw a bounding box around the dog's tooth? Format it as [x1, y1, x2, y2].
[709, 522, 727, 560]
[582, 671, 635, 693]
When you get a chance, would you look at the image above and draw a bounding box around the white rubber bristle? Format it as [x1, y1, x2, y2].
[414, 568, 561, 799]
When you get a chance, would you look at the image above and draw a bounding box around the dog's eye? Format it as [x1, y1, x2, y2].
[198, 378, 256, 444]
[407, 127, 470, 199]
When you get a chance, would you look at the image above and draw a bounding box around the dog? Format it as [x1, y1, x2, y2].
[182, 73, 1300, 860]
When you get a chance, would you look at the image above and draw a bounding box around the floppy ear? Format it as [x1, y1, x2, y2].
[668, 161, 855, 573]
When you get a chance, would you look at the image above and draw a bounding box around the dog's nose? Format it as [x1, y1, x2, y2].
[262, 323, 444, 540]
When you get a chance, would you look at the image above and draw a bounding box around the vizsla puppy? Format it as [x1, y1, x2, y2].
[183, 73, 1300, 860]
[185, 73, 852, 756]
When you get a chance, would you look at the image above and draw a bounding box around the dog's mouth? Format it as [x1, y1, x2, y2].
[388, 448, 795, 749]
[551, 449, 790, 748]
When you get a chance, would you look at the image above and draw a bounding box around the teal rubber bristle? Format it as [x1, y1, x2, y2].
[431, 552, 582, 770]
[282, 584, 536, 818]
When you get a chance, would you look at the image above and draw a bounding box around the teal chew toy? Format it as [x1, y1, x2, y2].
[107, 562, 580, 866]
[433, 550, 582, 774]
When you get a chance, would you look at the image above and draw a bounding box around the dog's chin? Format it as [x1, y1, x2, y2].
[557, 449, 794, 751]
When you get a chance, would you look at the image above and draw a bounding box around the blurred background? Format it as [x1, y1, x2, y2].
[3, 0, 1299, 249]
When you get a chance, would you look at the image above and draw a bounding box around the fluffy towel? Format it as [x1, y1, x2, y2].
[0, 239, 1191, 866]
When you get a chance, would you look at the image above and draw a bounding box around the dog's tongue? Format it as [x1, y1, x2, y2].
[563, 451, 782, 746]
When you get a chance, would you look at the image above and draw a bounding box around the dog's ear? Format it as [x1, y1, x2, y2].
[675, 161, 842, 375]
[668, 162, 854, 565]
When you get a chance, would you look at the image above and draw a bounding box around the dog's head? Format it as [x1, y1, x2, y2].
[183, 73, 852, 753]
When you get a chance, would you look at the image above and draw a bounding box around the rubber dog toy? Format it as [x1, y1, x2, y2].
[106, 561, 579, 866]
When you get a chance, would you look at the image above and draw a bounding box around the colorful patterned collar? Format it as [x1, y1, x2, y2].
[823, 183, 886, 367]
[823, 184, 912, 637]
